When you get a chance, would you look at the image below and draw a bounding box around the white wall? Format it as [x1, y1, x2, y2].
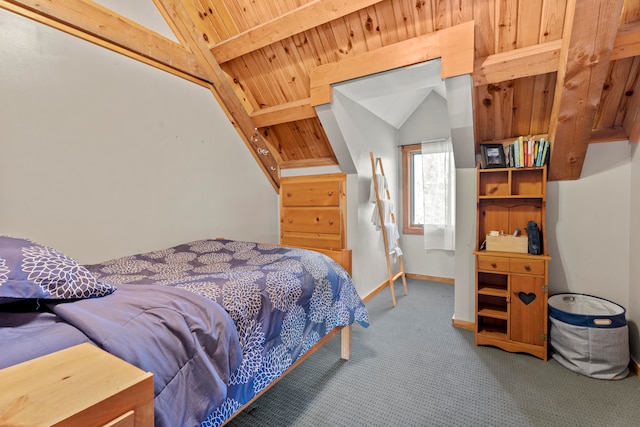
[397, 93, 456, 278]
[547, 141, 637, 363]
[453, 169, 477, 324]
[330, 91, 400, 298]
[397, 92, 476, 323]
[547, 142, 631, 307]
[0, 9, 278, 264]
[93, 1, 177, 41]
[630, 142, 640, 362]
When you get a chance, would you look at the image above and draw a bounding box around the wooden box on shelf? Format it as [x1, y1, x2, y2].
[485, 234, 528, 253]
[0, 343, 154, 426]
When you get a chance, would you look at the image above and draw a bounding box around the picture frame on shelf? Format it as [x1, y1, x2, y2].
[481, 144, 506, 169]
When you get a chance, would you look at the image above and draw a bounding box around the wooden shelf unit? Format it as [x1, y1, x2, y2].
[474, 165, 550, 361]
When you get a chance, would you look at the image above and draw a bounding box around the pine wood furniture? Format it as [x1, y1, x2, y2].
[473, 165, 551, 361]
[278, 173, 358, 373]
[0, 343, 153, 426]
[280, 173, 346, 251]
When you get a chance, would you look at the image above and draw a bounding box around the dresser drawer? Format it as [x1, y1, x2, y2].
[477, 256, 509, 272]
[280, 232, 341, 251]
[281, 180, 341, 207]
[510, 258, 545, 275]
[281, 207, 341, 234]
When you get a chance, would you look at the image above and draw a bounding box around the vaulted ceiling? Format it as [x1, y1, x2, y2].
[3, 0, 639, 189]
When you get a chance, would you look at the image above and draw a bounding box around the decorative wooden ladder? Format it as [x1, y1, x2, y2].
[370, 152, 408, 307]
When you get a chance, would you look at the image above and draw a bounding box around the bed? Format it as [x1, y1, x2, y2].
[0, 235, 369, 426]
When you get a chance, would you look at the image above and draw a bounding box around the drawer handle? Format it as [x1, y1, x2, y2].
[327, 191, 333, 196]
[524, 265, 531, 272]
[315, 217, 320, 223]
[288, 218, 293, 223]
[491, 263, 497, 268]
[287, 192, 292, 197]
[328, 220, 334, 225]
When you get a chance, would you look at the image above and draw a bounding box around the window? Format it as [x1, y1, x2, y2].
[402, 144, 424, 234]
[402, 140, 456, 250]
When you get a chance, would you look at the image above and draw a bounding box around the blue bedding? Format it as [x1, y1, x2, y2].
[48, 283, 243, 427]
[86, 239, 369, 426]
[0, 311, 90, 369]
[0, 283, 243, 427]
[0, 239, 368, 427]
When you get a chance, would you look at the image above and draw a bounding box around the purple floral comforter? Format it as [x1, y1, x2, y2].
[86, 239, 369, 426]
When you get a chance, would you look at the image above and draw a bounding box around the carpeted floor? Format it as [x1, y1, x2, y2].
[226, 279, 640, 426]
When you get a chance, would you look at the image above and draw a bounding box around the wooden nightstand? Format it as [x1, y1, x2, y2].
[0, 343, 153, 426]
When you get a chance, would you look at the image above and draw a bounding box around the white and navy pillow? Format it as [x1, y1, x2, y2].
[0, 235, 115, 303]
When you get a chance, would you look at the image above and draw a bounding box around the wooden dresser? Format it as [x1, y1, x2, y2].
[0, 343, 154, 426]
[280, 173, 346, 250]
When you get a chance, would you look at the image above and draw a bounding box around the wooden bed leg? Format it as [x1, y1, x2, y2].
[340, 325, 352, 360]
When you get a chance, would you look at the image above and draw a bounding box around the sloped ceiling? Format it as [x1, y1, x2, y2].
[333, 60, 446, 129]
[2, 0, 639, 190]
[326, 59, 477, 170]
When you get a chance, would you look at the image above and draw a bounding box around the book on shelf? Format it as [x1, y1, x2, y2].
[479, 137, 550, 169]
[541, 139, 549, 166]
[502, 137, 550, 168]
[518, 136, 525, 167]
[535, 138, 545, 166]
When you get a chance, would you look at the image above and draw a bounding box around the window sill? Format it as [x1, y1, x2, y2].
[403, 226, 424, 235]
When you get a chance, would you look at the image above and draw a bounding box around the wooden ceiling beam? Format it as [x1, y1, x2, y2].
[590, 127, 630, 143]
[250, 98, 317, 128]
[0, 0, 210, 85]
[474, 41, 561, 86]
[251, 22, 640, 132]
[475, 25, 640, 87]
[547, 0, 625, 181]
[310, 21, 474, 106]
[612, 21, 640, 60]
[11, 0, 636, 95]
[153, 0, 280, 189]
[210, 0, 385, 63]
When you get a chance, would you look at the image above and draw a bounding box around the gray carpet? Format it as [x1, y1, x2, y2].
[227, 279, 640, 426]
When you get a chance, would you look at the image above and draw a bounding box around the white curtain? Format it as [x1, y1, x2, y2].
[422, 138, 456, 250]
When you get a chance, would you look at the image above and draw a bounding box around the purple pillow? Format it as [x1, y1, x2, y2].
[0, 236, 115, 303]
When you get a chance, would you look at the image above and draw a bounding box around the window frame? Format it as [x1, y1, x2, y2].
[402, 144, 424, 235]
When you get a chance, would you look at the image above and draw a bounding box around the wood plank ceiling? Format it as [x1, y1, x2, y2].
[3, 0, 640, 188]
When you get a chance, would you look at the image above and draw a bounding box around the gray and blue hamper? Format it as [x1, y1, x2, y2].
[548, 293, 629, 380]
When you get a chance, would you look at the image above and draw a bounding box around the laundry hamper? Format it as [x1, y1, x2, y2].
[548, 293, 629, 380]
